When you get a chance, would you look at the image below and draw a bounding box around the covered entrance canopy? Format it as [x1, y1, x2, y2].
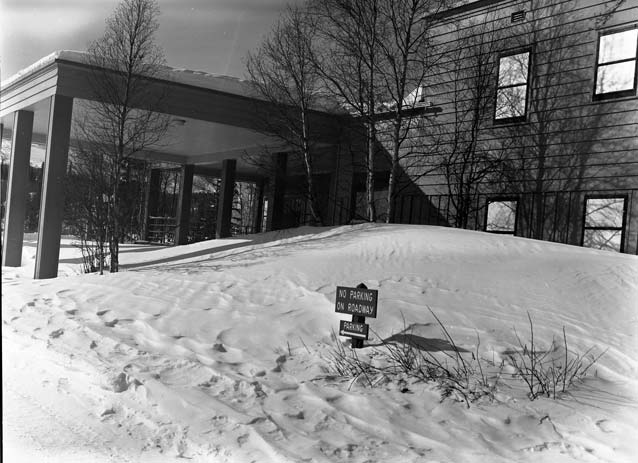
[1, 51, 340, 278]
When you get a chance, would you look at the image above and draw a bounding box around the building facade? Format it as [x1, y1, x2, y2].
[1, 0, 637, 280]
[371, 0, 638, 254]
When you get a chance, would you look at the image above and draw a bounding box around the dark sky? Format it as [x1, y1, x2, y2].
[0, 0, 303, 81]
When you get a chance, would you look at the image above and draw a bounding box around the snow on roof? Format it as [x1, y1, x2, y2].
[2, 50, 346, 114]
[1, 50, 63, 89]
[1, 50, 259, 99]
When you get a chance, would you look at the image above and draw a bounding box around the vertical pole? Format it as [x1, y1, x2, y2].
[2, 110, 34, 266]
[267, 152, 287, 231]
[174, 164, 194, 245]
[34, 95, 73, 279]
[216, 159, 237, 238]
[351, 282, 368, 349]
[142, 168, 161, 240]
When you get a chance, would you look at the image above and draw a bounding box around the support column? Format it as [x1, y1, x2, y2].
[34, 95, 73, 279]
[267, 153, 287, 231]
[174, 164, 194, 245]
[216, 159, 236, 239]
[252, 178, 265, 234]
[2, 110, 34, 267]
[142, 168, 161, 240]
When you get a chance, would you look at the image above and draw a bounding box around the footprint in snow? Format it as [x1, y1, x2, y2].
[237, 434, 249, 446]
[285, 410, 304, 420]
[272, 354, 287, 372]
[100, 407, 116, 418]
[596, 419, 617, 433]
[212, 343, 227, 352]
[97, 310, 109, 316]
[49, 329, 64, 339]
[105, 319, 119, 327]
[65, 309, 77, 316]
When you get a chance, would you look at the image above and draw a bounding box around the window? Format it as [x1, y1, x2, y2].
[486, 199, 517, 234]
[594, 27, 638, 100]
[495, 51, 530, 122]
[582, 197, 626, 252]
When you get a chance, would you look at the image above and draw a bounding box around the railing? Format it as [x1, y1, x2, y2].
[390, 188, 638, 253]
[147, 216, 177, 244]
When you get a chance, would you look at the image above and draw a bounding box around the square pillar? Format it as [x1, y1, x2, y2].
[267, 153, 287, 231]
[216, 159, 236, 239]
[142, 168, 161, 240]
[2, 110, 34, 267]
[252, 178, 265, 234]
[328, 143, 354, 226]
[34, 95, 74, 279]
[174, 164, 194, 245]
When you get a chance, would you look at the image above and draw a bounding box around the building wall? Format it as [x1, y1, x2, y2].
[381, 0, 638, 254]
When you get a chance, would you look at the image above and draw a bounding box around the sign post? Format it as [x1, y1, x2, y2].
[335, 282, 378, 348]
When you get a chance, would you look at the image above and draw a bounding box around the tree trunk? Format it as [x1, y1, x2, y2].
[301, 110, 322, 225]
[367, 121, 377, 222]
[109, 151, 123, 273]
[385, 117, 402, 224]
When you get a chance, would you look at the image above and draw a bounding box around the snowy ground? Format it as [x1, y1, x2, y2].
[2, 224, 638, 462]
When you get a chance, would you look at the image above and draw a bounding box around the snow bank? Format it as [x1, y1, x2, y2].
[3, 224, 638, 462]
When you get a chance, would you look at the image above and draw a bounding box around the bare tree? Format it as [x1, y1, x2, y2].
[427, 14, 508, 228]
[246, 5, 325, 225]
[375, 0, 447, 222]
[311, 0, 388, 222]
[74, 0, 170, 272]
[66, 147, 111, 274]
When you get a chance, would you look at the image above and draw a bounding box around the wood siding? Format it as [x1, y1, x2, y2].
[378, 0, 638, 253]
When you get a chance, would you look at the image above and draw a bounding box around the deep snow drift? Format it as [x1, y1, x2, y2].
[3, 224, 638, 462]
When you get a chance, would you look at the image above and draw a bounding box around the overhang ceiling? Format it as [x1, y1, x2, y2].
[1, 51, 339, 180]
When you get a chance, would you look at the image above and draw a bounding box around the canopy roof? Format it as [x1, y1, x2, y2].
[1, 51, 338, 179]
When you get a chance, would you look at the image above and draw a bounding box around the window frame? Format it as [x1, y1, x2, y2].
[592, 25, 638, 101]
[581, 194, 628, 252]
[484, 196, 519, 235]
[493, 48, 532, 124]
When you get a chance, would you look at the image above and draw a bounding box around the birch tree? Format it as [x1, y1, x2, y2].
[76, 0, 170, 272]
[311, 0, 387, 222]
[376, 0, 446, 222]
[246, 5, 325, 225]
